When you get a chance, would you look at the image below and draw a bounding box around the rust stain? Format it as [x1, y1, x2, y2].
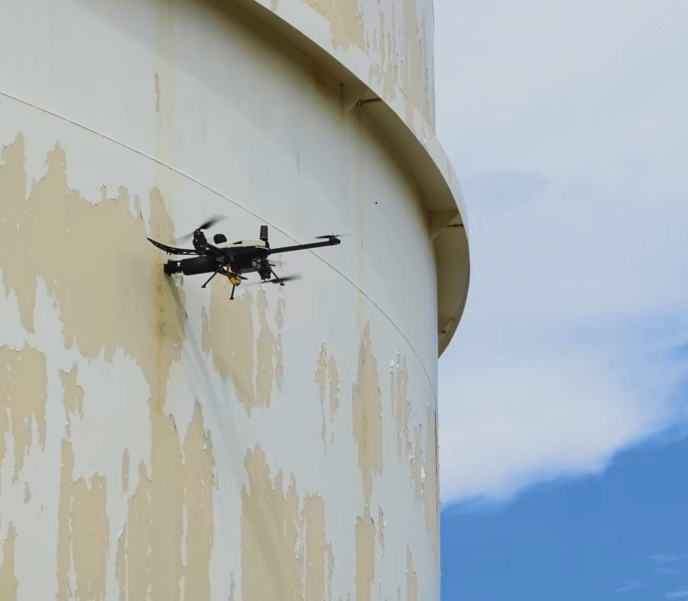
[0, 524, 18, 600]
[352, 322, 383, 502]
[0, 344, 47, 488]
[56, 439, 109, 601]
[241, 445, 332, 601]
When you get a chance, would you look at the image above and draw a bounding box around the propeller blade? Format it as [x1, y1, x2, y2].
[176, 215, 226, 242]
[314, 233, 350, 239]
[199, 215, 226, 231]
[247, 274, 302, 286]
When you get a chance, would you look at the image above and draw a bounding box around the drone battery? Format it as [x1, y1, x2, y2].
[178, 256, 216, 275]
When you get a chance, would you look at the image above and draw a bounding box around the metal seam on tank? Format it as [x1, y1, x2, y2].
[0, 89, 440, 399]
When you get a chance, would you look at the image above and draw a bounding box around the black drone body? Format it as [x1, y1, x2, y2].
[148, 220, 341, 299]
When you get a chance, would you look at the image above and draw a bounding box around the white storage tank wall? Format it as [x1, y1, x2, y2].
[0, 0, 462, 599]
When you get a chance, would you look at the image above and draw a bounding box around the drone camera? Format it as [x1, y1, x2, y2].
[214, 234, 227, 244]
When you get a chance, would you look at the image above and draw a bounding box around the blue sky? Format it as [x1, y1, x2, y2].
[434, 1, 688, 598]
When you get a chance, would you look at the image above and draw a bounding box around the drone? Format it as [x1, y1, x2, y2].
[148, 217, 342, 299]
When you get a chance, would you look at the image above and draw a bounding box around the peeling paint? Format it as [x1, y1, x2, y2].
[326, 543, 335, 601]
[0, 344, 47, 488]
[117, 402, 215, 600]
[57, 439, 109, 601]
[352, 323, 383, 502]
[316, 344, 340, 451]
[0, 524, 18, 600]
[203, 285, 285, 415]
[0, 136, 186, 404]
[256, 289, 278, 408]
[241, 445, 332, 601]
[423, 408, 439, 565]
[301, 0, 365, 49]
[391, 355, 424, 501]
[354, 508, 376, 601]
[406, 548, 418, 601]
[410, 423, 422, 501]
[390, 355, 410, 460]
[60, 364, 84, 439]
[202, 288, 255, 412]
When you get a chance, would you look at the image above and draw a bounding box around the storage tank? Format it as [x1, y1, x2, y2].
[0, 0, 469, 598]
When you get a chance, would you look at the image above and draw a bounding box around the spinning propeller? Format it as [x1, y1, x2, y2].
[176, 215, 226, 243]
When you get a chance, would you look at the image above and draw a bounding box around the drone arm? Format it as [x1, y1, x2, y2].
[267, 238, 340, 255]
[147, 238, 202, 256]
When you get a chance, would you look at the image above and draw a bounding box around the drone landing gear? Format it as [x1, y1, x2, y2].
[270, 269, 285, 286]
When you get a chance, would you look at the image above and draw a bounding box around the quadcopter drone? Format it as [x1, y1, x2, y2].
[148, 217, 342, 299]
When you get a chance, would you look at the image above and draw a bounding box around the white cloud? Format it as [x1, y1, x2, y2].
[435, 0, 688, 503]
[667, 590, 688, 599]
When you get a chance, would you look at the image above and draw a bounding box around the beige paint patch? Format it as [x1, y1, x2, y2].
[406, 548, 417, 601]
[0, 136, 186, 407]
[391, 355, 424, 501]
[60, 364, 84, 438]
[352, 323, 383, 502]
[424, 408, 439, 565]
[275, 296, 286, 391]
[410, 423, 423, 502]
[326, 543, 335, 601]
[0, 524, 18, 600]
[154, 72, 161, 113]
[390, 355, 410, 460]
[316, 344, 340, 452]
[354, 508, 376, 601]
[241, 445, 332, 601]
[23, 482, 30, 504]
[203, 286, 285, 415]
[121, 449, 130, 495]
[301, 0, 365, 49]
[256, 289, 278, 408]
[116, 402, 215, 600]
[202, 287, 255, 412]
[0, 344, 47, 488]
[115, 527, 127, 601]
[57, 440, 110, 601]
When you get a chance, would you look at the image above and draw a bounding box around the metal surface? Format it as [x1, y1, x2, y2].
[0, 0, 467, 598]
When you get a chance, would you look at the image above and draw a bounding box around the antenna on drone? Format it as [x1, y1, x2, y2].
[260, 225, 269, 248]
